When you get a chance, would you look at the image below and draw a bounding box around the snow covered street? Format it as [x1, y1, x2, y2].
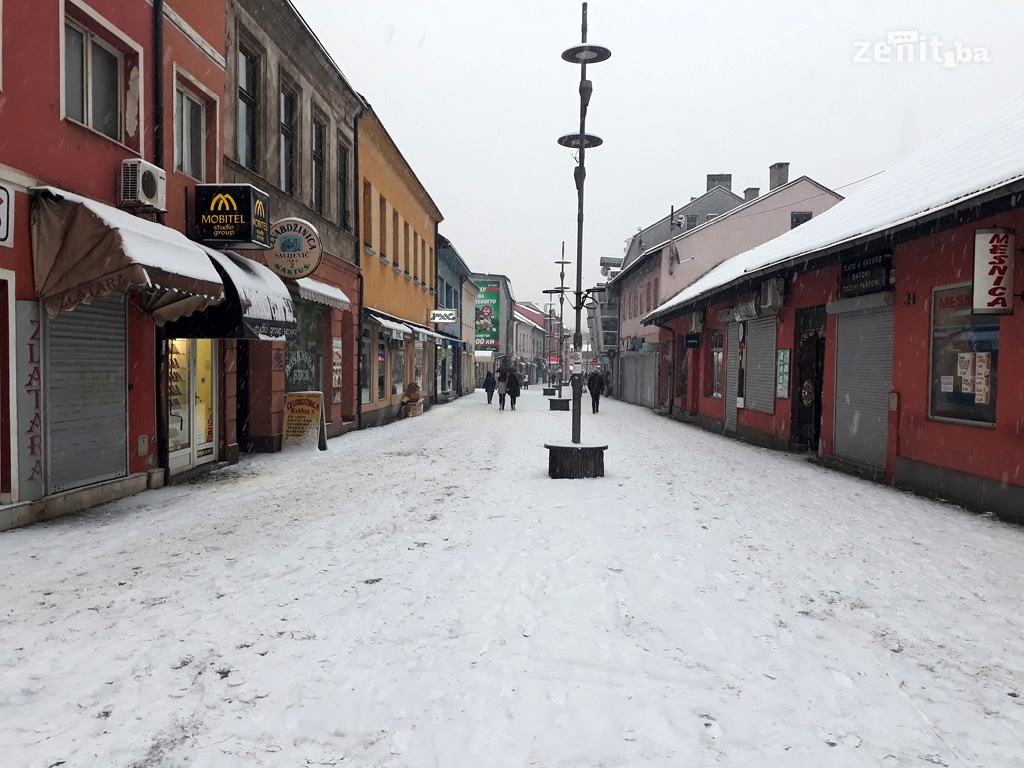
[3, 389, 1024, 767]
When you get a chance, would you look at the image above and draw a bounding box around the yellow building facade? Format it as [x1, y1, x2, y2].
[358, 109, 444, 426]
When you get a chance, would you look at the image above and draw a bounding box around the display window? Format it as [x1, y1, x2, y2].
[930, 284, 998, 425]
[286, 299, 324, 393]
[360, 330, 372, 404]
[390, 339, 406, 395]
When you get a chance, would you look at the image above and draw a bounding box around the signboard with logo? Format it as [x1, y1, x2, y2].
[839, 252, 891, 298]
[0, 184, 13, 248]
[973, 228, 1014, 315]
[429, 309, 458, 324]
[266, 218, 324, 279]
[684, 332, 701, 348]
[474, 280, 500, 348]
[194, 184, 270, 247]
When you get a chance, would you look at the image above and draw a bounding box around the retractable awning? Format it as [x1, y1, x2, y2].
[163, 249, 296, 340]
[294, 277, 351, 310]
[365, 308, 411, 340]
[30, 186, 224, 321]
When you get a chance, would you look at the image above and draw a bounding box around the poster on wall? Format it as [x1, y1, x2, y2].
[474, 280, 500, 348]
[331, 338, 343, 404]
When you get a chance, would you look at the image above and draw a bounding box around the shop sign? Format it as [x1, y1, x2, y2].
[266, 218, 323, 279]
[194, 184, 270, 247]
[839, 252, 891, 298]
[684, 333, 701, 348]
[282, 391, 327, 451]
[429, 309, 458, 323]
[973, 228, 1014, 314]
[0, 184, 13, 248]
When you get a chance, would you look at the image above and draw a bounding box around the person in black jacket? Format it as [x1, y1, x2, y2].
[587, 369, 605, 413]
[506, 370, 522, 411]
[483, 371, 496, 404]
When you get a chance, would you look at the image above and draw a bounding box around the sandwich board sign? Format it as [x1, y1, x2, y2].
[282, 391, 327, 451]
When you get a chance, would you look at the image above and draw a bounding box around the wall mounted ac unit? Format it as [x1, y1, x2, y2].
[118, 158, 167, 212]
[760, 277, 785, 312]
[689, 311, 704, 332]
[732, 296, 759, 322]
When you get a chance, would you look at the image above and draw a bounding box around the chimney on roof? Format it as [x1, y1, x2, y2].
[769, 162, 790, 191]
[744, 187, 760, 201]
[706, 173, 732, 192]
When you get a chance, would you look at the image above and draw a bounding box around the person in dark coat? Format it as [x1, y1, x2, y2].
[506, 370, 522, 411]
[483, 371, 496, 404]
[587, 369, 605, 413]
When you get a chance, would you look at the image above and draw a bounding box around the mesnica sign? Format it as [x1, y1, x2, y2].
[194, 184, 270, 247]
[266, 218, 323, 279]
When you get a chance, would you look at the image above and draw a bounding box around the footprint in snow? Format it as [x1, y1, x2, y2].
[703, 627, 717, 641]
[833, 671, 855, 688]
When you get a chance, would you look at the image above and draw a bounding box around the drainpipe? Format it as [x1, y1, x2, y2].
[653, 318, 677, 418]
[153, 0, 169, 479]
[353, 96, 367, 429]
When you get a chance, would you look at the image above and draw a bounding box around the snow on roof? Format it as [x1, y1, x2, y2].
[514, 311, 544, 331]
[646, 94, 1024, 322]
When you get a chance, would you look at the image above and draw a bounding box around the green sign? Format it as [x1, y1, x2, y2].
[474, 280, 500, 348]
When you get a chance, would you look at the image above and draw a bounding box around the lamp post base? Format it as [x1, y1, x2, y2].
[544, 443, 607, 478]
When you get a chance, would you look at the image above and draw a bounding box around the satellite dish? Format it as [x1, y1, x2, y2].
[600, 266, 610, 277]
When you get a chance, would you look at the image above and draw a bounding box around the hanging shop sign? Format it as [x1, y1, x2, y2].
[266, 218, 324, 279]
[684, 333, 701, 349]
[839, 252, 891, 298]
[973, 228, 1015, 315]
[194, 184, 270, 248]
[429, 309, 458, 323]
[282, 391, 327, 451]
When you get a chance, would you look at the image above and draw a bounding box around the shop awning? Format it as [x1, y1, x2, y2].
[294, 277, 351, 310]
[474, 350, 494, 361]
[30, 186, 224, 321]
[162, 249, 296, 340]
[365, 308, 411, 340]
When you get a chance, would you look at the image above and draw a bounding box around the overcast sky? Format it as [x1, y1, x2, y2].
[290, 0, 1024, 309]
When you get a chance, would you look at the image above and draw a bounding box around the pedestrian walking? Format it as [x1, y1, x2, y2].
[497, 370, 508, 410]
[587, 369, 605, 413]
[507, 370, 521, 411]
[483, 371, 496, 404]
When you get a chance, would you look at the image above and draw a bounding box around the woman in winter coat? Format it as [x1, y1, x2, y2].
[483, 371, 496, 404]
[497, 370, 508, 410]
[506, 370, 522, 411]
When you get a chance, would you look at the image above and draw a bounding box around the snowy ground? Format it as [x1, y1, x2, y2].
[3, 388, 1024, 768]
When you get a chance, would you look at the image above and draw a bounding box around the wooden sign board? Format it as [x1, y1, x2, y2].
[283, 391, 327, 451]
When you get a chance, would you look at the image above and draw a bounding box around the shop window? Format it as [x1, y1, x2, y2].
[237, 47, 259, 171]
[64, 20, 123, 141]
[707, 329, 723, 397]
[377, 338, 386, 400]
[285, 299, 323, 393]
[312, 116, 326, 214]
[360, 330, 372, 403]
[414, 341, 425, 387]
[390, 340, 406, 395]
[174, 85, 205, 180]
[930, 284, 998, 424]
[279, 83, 297, 194]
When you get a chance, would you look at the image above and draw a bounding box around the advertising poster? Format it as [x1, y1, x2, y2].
[940, 375, 954, 393]
[474, 280, 500, 348]
[957, 352, 974, 378]
[283, 391, 327, 451]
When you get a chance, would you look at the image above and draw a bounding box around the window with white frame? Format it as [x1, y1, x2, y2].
[64, 20, 122, 141]
[174, 86, 204, 180]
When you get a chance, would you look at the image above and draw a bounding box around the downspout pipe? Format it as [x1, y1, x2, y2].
[153, 0, 169, 479]
[353, 95, 368, 428]
[653, 318, 677, 418]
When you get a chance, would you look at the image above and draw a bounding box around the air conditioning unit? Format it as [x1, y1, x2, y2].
[689, 311, 704, 333]
[760, 277, 785, 312]
[118, 158, 167, 212]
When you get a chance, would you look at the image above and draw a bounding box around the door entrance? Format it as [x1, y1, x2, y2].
[167, 338, 217, 474]
[793, 307, 827, 448]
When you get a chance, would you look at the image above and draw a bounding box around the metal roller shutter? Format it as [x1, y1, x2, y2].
[45, 294, 128, 493]
[744, 317, 776, 414]
[725, 323, 739, 432]
[834, 308, 893, 470]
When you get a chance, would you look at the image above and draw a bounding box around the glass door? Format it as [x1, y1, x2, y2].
[194, 339, 216, 465]
[168, 339, 193, 473]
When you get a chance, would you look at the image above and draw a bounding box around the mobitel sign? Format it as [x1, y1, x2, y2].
[194, 184, 270, 248]
[266, 218, 323, 279]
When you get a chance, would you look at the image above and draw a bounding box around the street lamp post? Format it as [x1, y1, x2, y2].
[558, 2, 610, 444]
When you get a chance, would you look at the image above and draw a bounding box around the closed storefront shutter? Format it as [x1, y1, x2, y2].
[834, 308, 894, 470]
[45, 294, 128, 493]
[744, 316, 776, 414]
[725, 323, 739, 432]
